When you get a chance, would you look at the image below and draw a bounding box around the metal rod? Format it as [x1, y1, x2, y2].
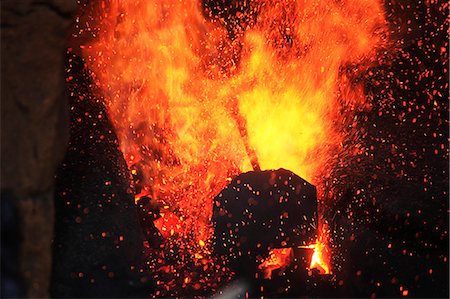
[227, 98, 261, 171]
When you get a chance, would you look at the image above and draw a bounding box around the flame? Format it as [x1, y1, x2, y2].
[298, 226, 331, 274]
[260, 241, 330, 278]
[258, 248, 294, 279]
[309, 241, 330, 274]
[80, 0, 386, 237]
[76, 0, 387, 284]
[308, 222, 332, 274]
[153, 212, 184, 238]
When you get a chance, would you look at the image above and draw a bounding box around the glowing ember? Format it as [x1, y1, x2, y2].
[258, 248, 294, 279]
[153, 212, 184, 238]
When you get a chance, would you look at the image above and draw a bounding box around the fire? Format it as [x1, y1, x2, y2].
[297, 227, 331, 274]
[153, 212, 184, 238]
[75, 0, 387, 286]
[259, 241, 330, 279]
[309, 241, 330, 274]
[258, 248, 294, 279]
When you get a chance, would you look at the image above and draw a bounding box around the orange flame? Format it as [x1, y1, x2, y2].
[76, 0, 387, 277]
[153, 212, 184, 238]
[258, 248, 294, 279]
[309, 241, 330, 274]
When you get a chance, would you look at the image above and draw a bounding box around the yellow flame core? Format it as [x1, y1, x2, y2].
[78, 0, 387, 269]
[310, 241, 330, 274]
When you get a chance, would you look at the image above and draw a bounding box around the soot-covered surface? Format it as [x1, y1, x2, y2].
[212, 169, 332, 298]
[51, 53, 153, 298]
[213, 169, 317, 259]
